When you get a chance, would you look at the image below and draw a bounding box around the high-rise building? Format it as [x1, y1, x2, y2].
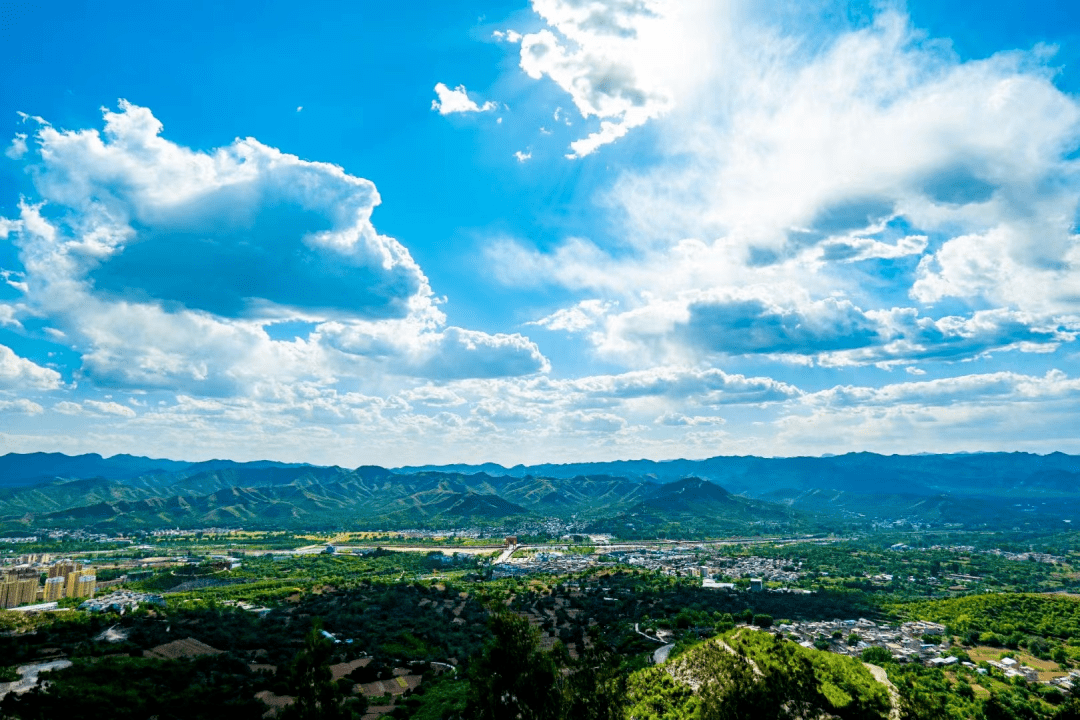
[43, 576, 64, 602]
[0, 578, 37, 609]
[49, 560, 80, 579]
[75, 574, 96, 600]
[0, 580, 14, 609]
[66, 569, 96, 599]
[15, 578, 37, 605]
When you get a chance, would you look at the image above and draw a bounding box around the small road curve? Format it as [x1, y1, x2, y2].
[863, 663, 901, 720]
[654, 643, 676, 665]
[634, 623, 664, 644]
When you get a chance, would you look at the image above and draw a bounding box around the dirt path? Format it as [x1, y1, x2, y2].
[863, 663, 901, 720]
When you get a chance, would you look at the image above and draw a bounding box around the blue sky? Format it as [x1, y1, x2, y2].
[2, 0, 1080, 465]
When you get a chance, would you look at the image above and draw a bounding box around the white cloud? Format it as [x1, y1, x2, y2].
[817, 234, 928, 263]
[0, 344, 62, 390]
[52, 401, 82, 415]
[54, 399, 136, 417]
[490, 6, 1080, 372]
[0, 303, 21, 328]
[563, 365, 800, 405]
[912, 225, 1080, 314]
[0, 399, 44, 415]
[17, 101, 430, 321]
[0, 102, 549, 400]
[4, 133, 27, 159]
[513, 0, 678, 156]
[530, 299, 613, 332]
[805, 370, 1080, 409]
[84, 399, 137, 417]
[514, 150, 532, 162]
[431, 83, 498, 115]
[767, 369, 1080, 456]
[655, 412, 725, 427]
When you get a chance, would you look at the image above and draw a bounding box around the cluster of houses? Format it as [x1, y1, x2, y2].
[493, 549, 608, 577]
[779, 618, 954, 664]
[79, 590, 165, 613]
[704, 556, 803, 584]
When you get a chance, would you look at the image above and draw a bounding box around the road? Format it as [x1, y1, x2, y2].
[275, 533, 846, 560]
[634, 623, 664, 644]
[653, 643, 675, 665]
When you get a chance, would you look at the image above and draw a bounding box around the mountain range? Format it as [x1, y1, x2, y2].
[0, 451, 1077, 534]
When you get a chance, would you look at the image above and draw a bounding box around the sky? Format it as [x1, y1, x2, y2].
[2, 0, 1080, 466]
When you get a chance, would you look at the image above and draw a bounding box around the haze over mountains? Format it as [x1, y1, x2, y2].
[1, 452, 1078, 535]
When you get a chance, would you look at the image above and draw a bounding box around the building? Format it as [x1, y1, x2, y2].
[0, 578, 38, 609]
[750, 578, 764, 592]
[49, 560, 81, 579]
[80, 590, 164, 613]
[504, 536, 518, 548]
[43, 577, 64, 602]
[65, 569, 95, 599]
[75, 574, 96, 599]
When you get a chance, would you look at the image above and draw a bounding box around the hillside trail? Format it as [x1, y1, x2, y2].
[863, 662, 901, 720]
[664, 629, 901, 720]
[717, 628, 762, 677]
[666, 627, 762, 690]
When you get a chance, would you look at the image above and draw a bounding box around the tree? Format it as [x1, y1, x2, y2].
[466, 611, 564, 720]
[860, 647, 892, 665]
[563, 645, 627, 720]
[280, 620, 356, 720]
[697, 633, 818, 720]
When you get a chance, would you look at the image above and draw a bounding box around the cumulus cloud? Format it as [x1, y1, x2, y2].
[84, 399, 138, 417]
[805, 369, 1080, 409]
[490, 6, 1080, 372]
[0, 102, 549, 400]
[0, 304, 21, 328]
[318, 320, 548, 381]
[410, 328, 549, 380]
[564, 366, 800, 405]
[431, 83, 498, 115]
[530, 299, 613, 332]
[0, 344, 62, 390]
[589, 292, 1070, 367]
[678, 295, 879, 357]
[4, 133, 27, 159]
[512, 0, 677, 156]
[655, 412, 725, 426]
[768, 369, 1080, 456]
[0, 398, 44, 415]
[911, 225, 1080, 314]
[817, 234, 928, 263]
[19, 101, 429, 320]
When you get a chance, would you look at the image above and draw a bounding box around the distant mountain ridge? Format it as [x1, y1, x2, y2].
[0, 452, 309, 488]
[0, 451, 1078, 533]
[397, 452, 1080, 498]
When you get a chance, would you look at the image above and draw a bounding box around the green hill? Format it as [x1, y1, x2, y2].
[625, 628, 893, 720]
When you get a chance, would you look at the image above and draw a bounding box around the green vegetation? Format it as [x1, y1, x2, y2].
[625, 628, 891, 720]
[897, 594, 1080, 644]
[0, 655, 268, 719]
[3, 526, 1080, 718]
